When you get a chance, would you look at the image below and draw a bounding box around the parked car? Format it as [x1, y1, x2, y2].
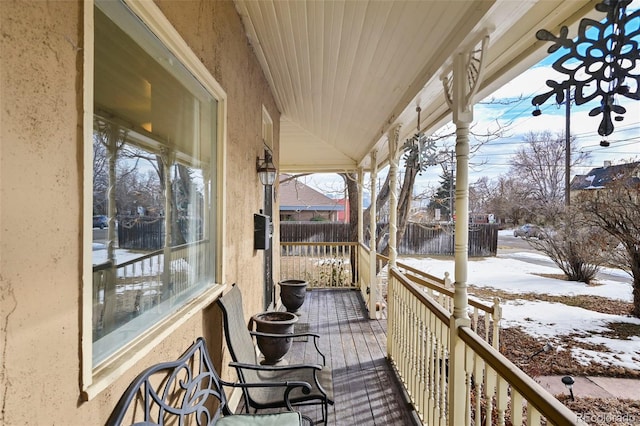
[513, 223, 545, 239]
[93, 215, 108, 229]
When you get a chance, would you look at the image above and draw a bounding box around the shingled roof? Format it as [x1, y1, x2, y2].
[571, 161, 640, 190]
[279, 176, 343, 212]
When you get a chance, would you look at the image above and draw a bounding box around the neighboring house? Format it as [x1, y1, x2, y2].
[336, 198, 350, 222]
[279, 176, 344, 221]
[571, 161, 640, 194]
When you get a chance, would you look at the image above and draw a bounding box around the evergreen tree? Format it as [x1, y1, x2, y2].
[429, 172, 455, 221]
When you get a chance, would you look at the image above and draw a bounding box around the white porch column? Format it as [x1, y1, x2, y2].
[368, 151, 378, 319]
[105, 122, 125, 265]
[357, 167, 364, 245]
[102, 121, 126, 331]
[386, 126, 401, 355]
[443, 34, 490, 426]
[442, 34, 489, 319]
[160, 147, 175, 300]
[388, 125, 401, 269]
[357, 167, 364, 292]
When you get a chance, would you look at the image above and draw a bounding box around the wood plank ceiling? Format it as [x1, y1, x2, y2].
[233, 0, 596, 173]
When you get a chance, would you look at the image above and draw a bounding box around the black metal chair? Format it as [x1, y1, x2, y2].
[217, 284, 334, 424]
[106, 337, 313, 426]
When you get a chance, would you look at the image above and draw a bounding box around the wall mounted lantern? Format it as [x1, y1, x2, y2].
[532, 0, 639, 137]
[257, 149, 277, 186]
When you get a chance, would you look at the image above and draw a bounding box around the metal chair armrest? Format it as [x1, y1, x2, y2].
[219, 378, 312, 412]
[229, 361, 322, 372]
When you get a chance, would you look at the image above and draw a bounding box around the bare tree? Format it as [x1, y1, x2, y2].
[471, 175, 529, 224]
[508, 131, 589, 221]
[575, 164, 640, 317]
[526, 207, 608, 284]
[93, 136, 109, 215]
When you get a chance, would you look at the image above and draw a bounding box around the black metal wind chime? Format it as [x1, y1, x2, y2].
[532, 0, 640, 139]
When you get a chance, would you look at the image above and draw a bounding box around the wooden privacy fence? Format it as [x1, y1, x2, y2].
[280, 222, 498, 257]
[117, 216, 204, 250]
[118, 218, 164, 250]
[280, 221, 350, 242]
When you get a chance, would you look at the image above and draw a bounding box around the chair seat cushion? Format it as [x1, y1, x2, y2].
[217, 412, 302, 426]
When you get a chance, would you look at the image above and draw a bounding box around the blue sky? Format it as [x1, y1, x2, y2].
[303, 4, 640, 197]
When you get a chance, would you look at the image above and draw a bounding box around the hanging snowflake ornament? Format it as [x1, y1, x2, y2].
[418, 137, 438, 169]
[402, 132, 420, 169]
[531, 0, 640, 136]
[402, 106, 439, 173]
[402, 132, 438, 173]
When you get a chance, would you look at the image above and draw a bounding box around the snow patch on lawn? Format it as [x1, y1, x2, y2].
[398, 253, 639, 371]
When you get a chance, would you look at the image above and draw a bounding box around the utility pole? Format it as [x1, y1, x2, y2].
[565, 86, 571, 207]
[533, 87, 572, 206]
[440, 149, 455, 222]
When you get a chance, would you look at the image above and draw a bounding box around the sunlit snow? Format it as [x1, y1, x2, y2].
[398, 232, 640, 371]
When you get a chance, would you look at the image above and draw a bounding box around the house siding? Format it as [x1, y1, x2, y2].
[0, 1, 279, 424]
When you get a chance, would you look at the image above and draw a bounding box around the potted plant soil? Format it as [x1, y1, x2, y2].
[251, 311, 298, 365]
[278, 279, 308, 314]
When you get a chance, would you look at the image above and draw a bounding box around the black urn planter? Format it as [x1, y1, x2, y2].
[251, 311, 298, 365]
[278, 279, 308, 314]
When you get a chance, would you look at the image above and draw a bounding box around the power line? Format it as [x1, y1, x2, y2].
[475, 125, 640, 147]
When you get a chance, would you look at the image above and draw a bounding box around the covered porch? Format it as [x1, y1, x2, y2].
[2, 0, 628, 424]
[234, 1, 615, 424]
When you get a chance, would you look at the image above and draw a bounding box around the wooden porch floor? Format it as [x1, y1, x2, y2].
[282, 289, 418, 425]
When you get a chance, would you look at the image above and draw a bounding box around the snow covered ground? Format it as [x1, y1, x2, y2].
[398, 235, 640, 371]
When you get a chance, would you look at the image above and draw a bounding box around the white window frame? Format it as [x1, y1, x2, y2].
[81, 0, 227, 400]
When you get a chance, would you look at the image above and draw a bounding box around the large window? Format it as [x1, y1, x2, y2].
[90, 1, 218, 368]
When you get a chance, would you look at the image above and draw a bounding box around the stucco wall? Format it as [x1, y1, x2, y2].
[0, 1, 279, 424]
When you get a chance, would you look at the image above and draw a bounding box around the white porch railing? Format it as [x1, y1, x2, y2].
[381, 254, 502, 349]
[387, 268, 582, 426]
[358, 243, 371, 300]
[281, 241, 578, 424]
[280, 242, 358, 288]
[92, 240, 209, 339]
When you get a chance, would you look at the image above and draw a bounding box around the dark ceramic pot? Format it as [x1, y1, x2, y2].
[252, 311, 298, 365]
[278, 279, 308, 314]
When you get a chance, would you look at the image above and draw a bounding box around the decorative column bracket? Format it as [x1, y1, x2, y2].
[441, 33, 490, 124]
